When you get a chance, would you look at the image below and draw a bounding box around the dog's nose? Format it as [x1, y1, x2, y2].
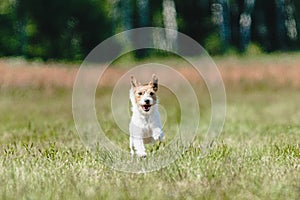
[144, 99, 150, 104]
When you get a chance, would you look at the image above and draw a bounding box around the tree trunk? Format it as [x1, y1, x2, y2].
[137, 0, 149, 27]
[121, 0, 133, 31]
[16, 0, 27, 56]
[275, 0, 287, 49]
[212, 0, 231, 52]
[162, 0, 178, 51]
[239, 0, 256, 52]
[135, 0, 150, 58]
[284, 0, 298, 41]
[110, 0, 121, 32]
[110, 0, 133, 50]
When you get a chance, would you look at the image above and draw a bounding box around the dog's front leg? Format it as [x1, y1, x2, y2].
[152, 127, 164, 142]
[130, 136, 147, 157]
[129, 123, 147, 157]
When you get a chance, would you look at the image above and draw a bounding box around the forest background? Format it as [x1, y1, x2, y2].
[1, 0, 300, 61]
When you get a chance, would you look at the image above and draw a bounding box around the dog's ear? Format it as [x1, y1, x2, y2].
[131, 75, 139, 88]
[150, 74, 158, 91]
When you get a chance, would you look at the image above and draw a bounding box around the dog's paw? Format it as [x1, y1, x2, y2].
[130, 149, 135, 156]
[136, 151, 147, 158]
[153, 130, 164, 141]
[159, 134, 164, 142]
[152, 133, 161, 141]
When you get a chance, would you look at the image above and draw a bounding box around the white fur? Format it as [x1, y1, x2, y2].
[129, 88, 164, 157]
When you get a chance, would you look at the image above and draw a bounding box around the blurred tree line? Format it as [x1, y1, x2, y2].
[0, 0, 300, 60]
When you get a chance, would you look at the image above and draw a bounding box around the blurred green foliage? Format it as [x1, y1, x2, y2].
[0, 0, 300, 61]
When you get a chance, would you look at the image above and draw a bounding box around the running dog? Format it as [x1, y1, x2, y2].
[129, 74, 164, 157]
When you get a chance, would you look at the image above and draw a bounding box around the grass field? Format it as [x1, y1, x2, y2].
[0, 54, 300, 199]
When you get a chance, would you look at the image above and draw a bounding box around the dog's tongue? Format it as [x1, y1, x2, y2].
[142, 105, 151, 112]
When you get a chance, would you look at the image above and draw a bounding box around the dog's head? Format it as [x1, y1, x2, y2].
[130, 74, 158, 113]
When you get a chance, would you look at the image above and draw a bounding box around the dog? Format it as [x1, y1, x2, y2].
[129, 74, 164, 157]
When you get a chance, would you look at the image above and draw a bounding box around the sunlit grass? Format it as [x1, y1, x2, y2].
[0, 84, 299, 199]
[0, 55, 300, 199]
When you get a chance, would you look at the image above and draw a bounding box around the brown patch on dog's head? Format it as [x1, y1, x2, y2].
[131, 75, 140, 88]
[149, 74, 158, 92]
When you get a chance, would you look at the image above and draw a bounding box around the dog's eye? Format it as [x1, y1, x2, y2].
[138, 92, 143, 95]
[149, 92, 154, 96]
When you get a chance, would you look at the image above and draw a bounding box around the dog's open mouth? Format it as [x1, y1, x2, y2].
[141, 105, 151, 112]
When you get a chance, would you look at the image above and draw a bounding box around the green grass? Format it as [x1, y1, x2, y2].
[0, 84, 299, 199]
